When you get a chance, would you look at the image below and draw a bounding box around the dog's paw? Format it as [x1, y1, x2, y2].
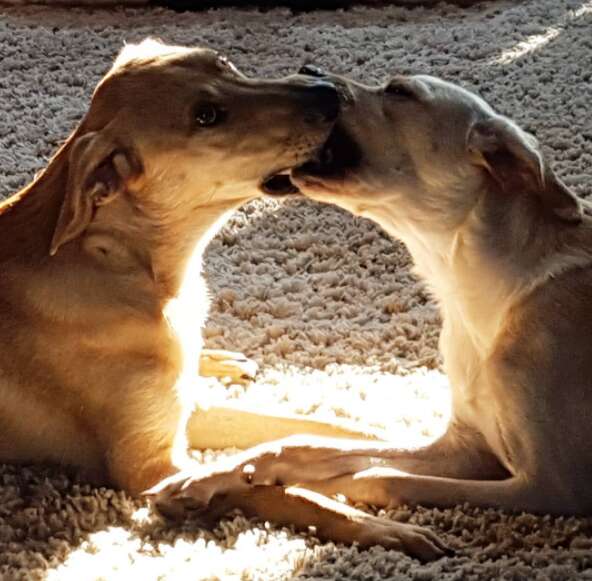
[145, 471, 213, 520]
[199, 349, 259, 384]
[356, 519, 450, 562]
[145, 465, 250, 521]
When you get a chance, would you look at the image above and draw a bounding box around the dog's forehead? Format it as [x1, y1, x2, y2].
[168, 48, 227, 72]
[113, 39, 222, 74]
[414, 75, 494, 117]
[89, 42, 231, 125]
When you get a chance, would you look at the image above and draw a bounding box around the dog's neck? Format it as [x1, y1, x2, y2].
[0, 161, 251, 317]
[365, 183, 588, 356]
[138, 199, 246, 300]
[79, 190, 255, 334]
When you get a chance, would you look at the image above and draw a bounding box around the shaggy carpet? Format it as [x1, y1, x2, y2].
[1, 1, 592, 579]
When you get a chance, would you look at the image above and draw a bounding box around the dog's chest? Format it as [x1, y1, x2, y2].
[440, 317, 493, 424]
[440, 315, 517, 467]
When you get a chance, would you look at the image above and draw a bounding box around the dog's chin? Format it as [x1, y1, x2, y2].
[261, 124, 362, 198]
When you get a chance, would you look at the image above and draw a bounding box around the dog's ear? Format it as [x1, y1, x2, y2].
[467, 116, 582, 224]
[50, 131, 143, 255]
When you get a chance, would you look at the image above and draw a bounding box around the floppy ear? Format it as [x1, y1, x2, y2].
[50, 131, 143, 255]
[467, 116, 582, 224]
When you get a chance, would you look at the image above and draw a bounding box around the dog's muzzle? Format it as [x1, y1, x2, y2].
[261, 79, 340, 196]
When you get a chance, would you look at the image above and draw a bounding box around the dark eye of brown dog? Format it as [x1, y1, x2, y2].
[385, 81, 415, 100]
[194, 103, 224, 127]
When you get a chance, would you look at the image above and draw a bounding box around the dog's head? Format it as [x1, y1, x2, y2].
[287, 70, 581, 237]
[48, 40, 338, 255]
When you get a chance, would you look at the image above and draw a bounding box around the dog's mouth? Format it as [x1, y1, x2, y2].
[293, 124, 362, 183]
[260, 171, 300, 196]
[261, 124, 361, 196]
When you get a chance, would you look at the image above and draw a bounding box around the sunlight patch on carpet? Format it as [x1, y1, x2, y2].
[493, 0, 592, 64]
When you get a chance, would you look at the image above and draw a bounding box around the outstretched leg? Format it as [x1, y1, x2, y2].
[151, 423, 507, 513]
[186, 402, 383, 450]
[156, 484, 449, 561]
[301, 470, 558, 515]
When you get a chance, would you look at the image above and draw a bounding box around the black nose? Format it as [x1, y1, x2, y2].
[299, 64, 327, 78]
[303, 80, 339, 124]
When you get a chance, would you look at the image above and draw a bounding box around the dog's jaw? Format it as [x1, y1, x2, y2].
[267, 123, 362, 199]
[260, 171, 301, 196]
[295, 124, 362, 181]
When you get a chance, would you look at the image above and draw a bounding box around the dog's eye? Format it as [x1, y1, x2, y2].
[385, 82, 415, 99]
[298, 64, 326, 78]
[194, 103, 223, 127]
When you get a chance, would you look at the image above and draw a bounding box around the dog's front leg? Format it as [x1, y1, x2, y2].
[151, 426, 505, 513]
[158, 483, 449, 561]
[186, 404, 383, 450]
[187, 423, 504, 486]
[146, 435, 375, 517]
[104, 380, 197, 495]
[301, 469, 546, 514]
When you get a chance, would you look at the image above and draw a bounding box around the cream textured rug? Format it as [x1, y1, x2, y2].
[2, 1, 592, 579]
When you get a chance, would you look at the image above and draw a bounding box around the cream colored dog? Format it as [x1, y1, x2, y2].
[154, 69, 592, 553]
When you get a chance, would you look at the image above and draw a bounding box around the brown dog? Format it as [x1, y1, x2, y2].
[0, 40, 448, 560]
[0, 38, 349, 488]
[153, 69, 592, 555]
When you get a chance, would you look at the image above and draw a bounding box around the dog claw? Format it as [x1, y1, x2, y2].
[199, 349, 259, 384]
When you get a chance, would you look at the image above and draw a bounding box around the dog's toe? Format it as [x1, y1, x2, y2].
[357, 519, 447, 562]
[199, 349, 259, 383]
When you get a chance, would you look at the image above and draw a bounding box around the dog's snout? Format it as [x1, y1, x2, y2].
[298, 64, 327, 78]
[302, 80, 340, 124]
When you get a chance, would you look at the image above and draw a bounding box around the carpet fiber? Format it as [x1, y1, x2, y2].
[2, 1, 592, 579]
